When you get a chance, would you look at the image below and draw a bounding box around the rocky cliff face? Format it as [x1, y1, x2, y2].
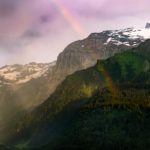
[55, 33, 128, 76]
[52, 26, 150, 93]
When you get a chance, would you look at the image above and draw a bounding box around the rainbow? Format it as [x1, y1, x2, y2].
[97, 62, 118, 104]
[52, 0, 86, 37]
[52, 0, 117, 103]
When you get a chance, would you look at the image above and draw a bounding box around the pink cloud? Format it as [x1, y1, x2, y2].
[60, 0, 150, 19]
[0, 0, 150, 66]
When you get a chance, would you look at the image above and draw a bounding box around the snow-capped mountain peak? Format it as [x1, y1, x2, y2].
[0, 61, 56, 85]
[103, 25, 150, 46]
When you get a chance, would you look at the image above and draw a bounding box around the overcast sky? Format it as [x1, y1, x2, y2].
[0, 0, 150, 66]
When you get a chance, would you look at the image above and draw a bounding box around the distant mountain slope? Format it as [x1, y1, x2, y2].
[0, 62, 56, 143]
[8, 39, 150, 149]
[0, 62, 55, 85]
[0, 62, 56, 120]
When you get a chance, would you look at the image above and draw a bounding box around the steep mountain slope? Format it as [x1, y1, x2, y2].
[8, 39, 150, 149]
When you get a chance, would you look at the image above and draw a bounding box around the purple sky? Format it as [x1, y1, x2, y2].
[0, 0, 150, 66]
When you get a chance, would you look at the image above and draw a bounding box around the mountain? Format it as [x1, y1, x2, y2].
[41, 24, 150, 118]
[55, 25, 150, 76]
[8, 39, 150, 149]
[0, 24, 150, 146]
[50, 24, 150, 103]
[1, 24, 149, 108]
[0, 62, 54, 85]
[0, 62, 56, 143]
[0, 61, 56, 110]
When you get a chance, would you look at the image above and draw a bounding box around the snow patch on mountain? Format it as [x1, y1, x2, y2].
[0, 61, 56, 85]
[104, 26, 150, 46]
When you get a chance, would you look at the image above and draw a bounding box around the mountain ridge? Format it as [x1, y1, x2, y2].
[0, 61, 56, 86]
